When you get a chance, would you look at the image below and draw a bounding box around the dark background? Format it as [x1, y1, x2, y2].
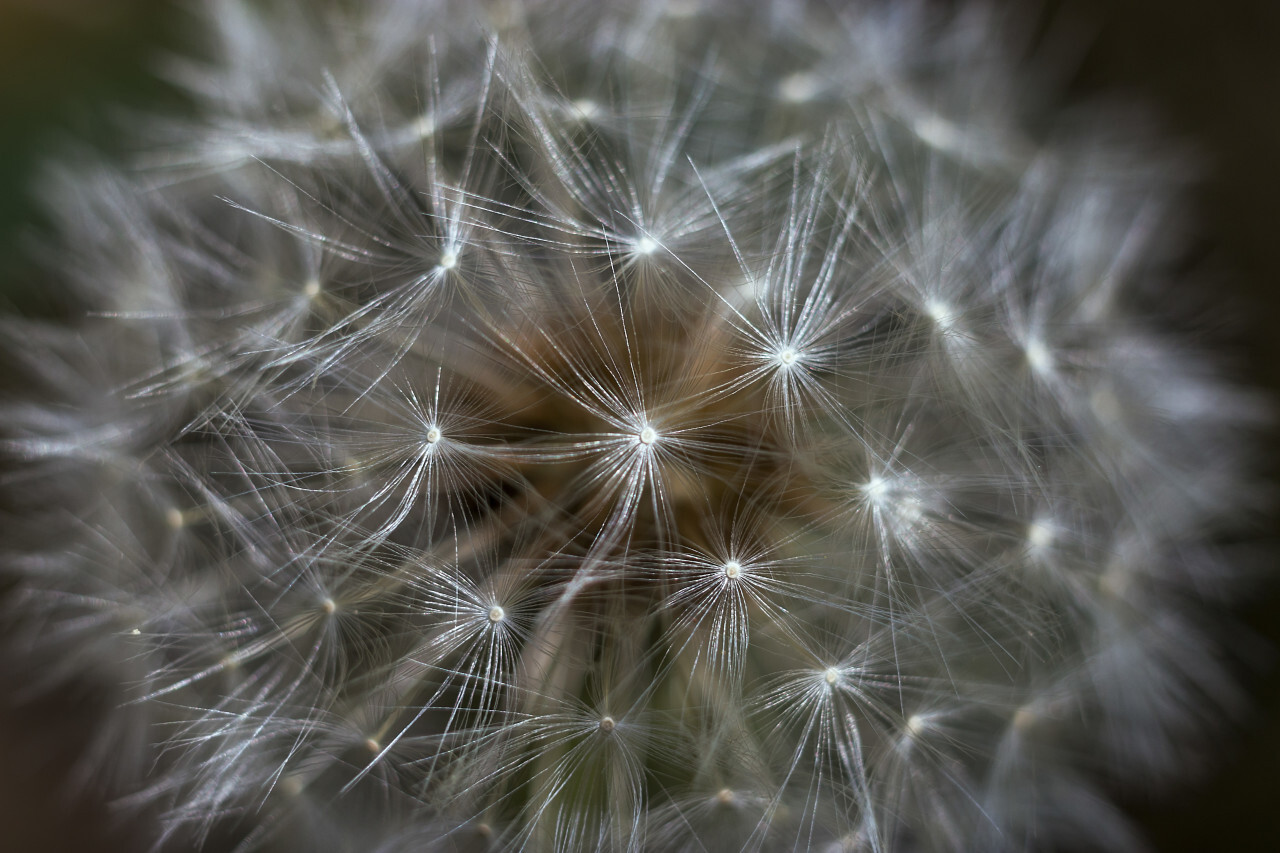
[0, 0, 1277, 850]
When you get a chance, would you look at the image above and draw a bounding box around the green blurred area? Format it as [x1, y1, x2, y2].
[0, 0, 179, 315]
[0, 1, 1277, 851]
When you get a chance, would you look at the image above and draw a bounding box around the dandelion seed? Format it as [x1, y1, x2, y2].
[438, 250, 457, 271]
[824, 666, 841, 686]
[636, 426, 658, 446]
[488, 604, 505, 623]
[598, 715, 616, 734]
[301, 278, 321, 300]
[722, 559, 741, 580]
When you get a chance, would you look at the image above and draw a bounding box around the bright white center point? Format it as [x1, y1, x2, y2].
[439, 251, 458, 271]
[1025, 339, 1054, 374]
[635, 236, 658, 256]
[777, 347, 799, 366]
[302, 278, 321, 299]
[779, 71, 819, 103]
[723, 560, 742, 580]
[1027, 521, 1054, 550]
[637, 426, 658, 446]
[824, 667, 840, 685]
[164, 507, 185, 529]
[413, 113, 436, 138]
[912, 114, 962, 153]
[906, 714, 926, 736]
[321, 597, 337, 615]
[862, 476, 888, 501]
[715, 788, 735, 805]
[424, 427, 442, 445]
[1012, 706, 1036, 732]
[599, 715, 616, 733]
[488, 605, 505, 623]
[570, 98, 599, 121]
[925, 299, 956, 330]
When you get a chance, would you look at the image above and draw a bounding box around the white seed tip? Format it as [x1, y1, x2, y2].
[637, 426, 658, 446]
[862, 476, 887, 501]
[715, 788, 735, 805]
[130, 627, 141, 636]
[906, 714, 926, 736]
[321, 597, 337, 615]
[925, 299, 956, 330]
[424, 427, 442, 445]
[438, 251, 458, 271]
[778, 71, 819, 103]
[364, 737, 381, 753]
[488, 605, 505, 623]
[164, 507, 185, 529]
[1025, 339, 1054, 374]
[570, 98, 599, 121]
[1012, 706, 1036, 732]
[598, 715, 616, 733]
[634, 236, 658, 256]
[912, 113, 961, 152]
[1027, 521, 1054, 550]
[722, 560, 741, 580]
[824, 667, 840, 685]
[777, 347, 798, 367]
[302, 278, 321, 299]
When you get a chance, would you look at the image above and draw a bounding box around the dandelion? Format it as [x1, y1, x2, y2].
[0, 1, 1266, 852]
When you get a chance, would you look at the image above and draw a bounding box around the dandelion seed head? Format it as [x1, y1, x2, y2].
[6, 2, 1262, 851]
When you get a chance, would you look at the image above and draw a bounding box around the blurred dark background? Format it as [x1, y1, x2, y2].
[0, 0, 1277, 850]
